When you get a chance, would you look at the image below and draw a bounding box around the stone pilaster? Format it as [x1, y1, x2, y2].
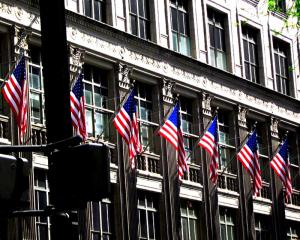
[200, 92, 219, 240]
[268, 116, 285, 240]
[235, 105, 253, 240]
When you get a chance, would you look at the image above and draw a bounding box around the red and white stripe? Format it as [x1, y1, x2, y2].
[70, 92, 87, 141]
[198, 131, 219, 184]
[270, 152, 292, 200]
[237, 145, 262, 196]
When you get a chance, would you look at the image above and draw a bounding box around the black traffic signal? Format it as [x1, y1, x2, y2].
[0, 154, 30, 213]
[49, 143, 110, 210]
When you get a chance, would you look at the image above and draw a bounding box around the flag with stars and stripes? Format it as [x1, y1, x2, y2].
[113, 89, 142, 169]
[158, 103, 188, 180]
[198, 116, 219, 184]
[2, 56, 28, 143]
[237, 130, 262, 196]
[70, 73, 87, 141]
[270, 139, 292, 201]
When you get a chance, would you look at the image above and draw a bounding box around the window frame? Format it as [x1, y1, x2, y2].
[34, 168, 51, 240]
[137, 193, 159, 240]
[208, 8, 228, 71]
[83, 0, 106, 23]
[170, 0, 191, 56]
[219, 208, 236, 240]
[242, 26, 259, 84]
[90, 199, 113, 239]
[180, 200, 199, 240]
[273, 38, 291, 96]
[83, 65, 113, 140]
[28, 46, 45, 126]
[129, 0, 151, 40]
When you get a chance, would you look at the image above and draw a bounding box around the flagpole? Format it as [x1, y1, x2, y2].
[218, 122, 257, 178]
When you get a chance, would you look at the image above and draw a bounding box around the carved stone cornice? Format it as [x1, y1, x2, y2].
[202, 93, 212, 117]
[270, 117, 279, 139]
[117, 63, 132, 90]
[238, 105, 248, 128]
[13, 26, 30, 57]
[162, 78, 175, 104]
[69, 45, 85, 82]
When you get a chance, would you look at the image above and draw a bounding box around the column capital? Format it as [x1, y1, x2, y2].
[69, 45, 85, 82]
[162, 78, 175, 104]
[237, 105, 248, 129]
[117, 62, 132, 90]
[13, 26, 30, 57]
[201, 92, 212, 117]
[270, 117, 279, 139]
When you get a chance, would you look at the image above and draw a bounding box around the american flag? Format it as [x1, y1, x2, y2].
[158, 103, 188, 180]
[70, 73, 87, 141]
[113, 89, 141, 169]
[198, 116, 219, 184]
[2, 56, 28, 143]
[270, 139, 292, 201]
[237, 130, 262, 196]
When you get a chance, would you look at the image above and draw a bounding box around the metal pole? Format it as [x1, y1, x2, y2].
[39, 0, 74, 239]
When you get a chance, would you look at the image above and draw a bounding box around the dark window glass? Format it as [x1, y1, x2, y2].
[208, 9, 227, 70]
[84, 0, 106, 22]
[129, 0, 150, 40]
[273, 39, 290, 95]
[242, 27, 259, 83]
[170, 0, 191, 56]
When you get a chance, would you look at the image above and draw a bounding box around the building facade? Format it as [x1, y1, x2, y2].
[0, 0, 299, 239]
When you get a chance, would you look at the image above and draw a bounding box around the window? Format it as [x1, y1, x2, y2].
[242, 26, 259, 83]
[208, 9, 227, 70]
[179, 98, 197, 163]
[135, 83, 157, 153]
[83, 0, 106, 22]
[170, 0, 191, 56]
[129, 0, 150, 40]
[180, 200, 199, 240]
[274, 0, 286, 12]
[34, 168, 50, 240]
[83, 65, 112, 140]
[219, 208, 236, 240]
[287, 221, 300, 239]
[255, 215, 270, 240]
[273, 39, 290, 95]
[29, 46, 45, 125]
[90, 200, 114, 239]
[137, 193, 159, 240]
[218, 112, 235, 172]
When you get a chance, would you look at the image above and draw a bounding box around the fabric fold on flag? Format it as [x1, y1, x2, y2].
[113, 89, 142, 169]
[270, 139, 292, 201]
[70, 73, 87, 141]
[237, 130, 262, 196]
[158, 103, 188, 180]
[198, 115, 219, 184]
[2, 56, 28, 143]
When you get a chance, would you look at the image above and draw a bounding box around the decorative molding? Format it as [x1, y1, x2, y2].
[162, 78, 175, 104]
[270, 117, 279, 139]
[0, 2, 299, 125]
[117, 62, 131, 90]
[238, 105, 248, 128]
[202, 93, 212, 117]
[69, 45, 85, 82]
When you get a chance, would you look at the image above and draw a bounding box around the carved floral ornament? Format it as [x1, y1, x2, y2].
[162, 78, 175, 104]
[238, 105, 248, 128]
